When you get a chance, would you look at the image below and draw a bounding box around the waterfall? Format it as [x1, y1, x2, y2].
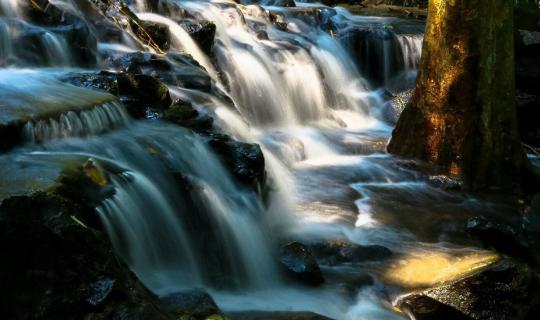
[137, 12, 218, 78]
[148, 0, 382, 126]
[0, 0, 447, 318]
[23, 101, 130, 143]
[27, 123, 280, 294]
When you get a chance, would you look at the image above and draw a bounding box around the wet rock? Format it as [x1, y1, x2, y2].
[399, 295, 473, 320]
[396, 259, 540, 320]
[466, 216, 533, 263]
[52, 157, 128, 229]
[163, 289, 221, 319]
[227, 311, 334, 320]
[428, 175, 463, 191]
[268, 12, 288, 30]
[62, 71, 172, 118]
[279, 242, 324, 286]
[207, 134, 266, 192]
[0, 192, 173, 320]
[13, 0, 79, 26]
[310, 239, 393, 265]
[163, 99, 214, 131]
[134, 20, 171, 51]
[180, 21, 217, 55]
[87, 0, 167, 53]
[117, 74, 172, 116]
[105, 51, 212, 91]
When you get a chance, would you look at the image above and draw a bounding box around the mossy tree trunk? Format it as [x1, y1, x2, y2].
[388, 0, 530, 190]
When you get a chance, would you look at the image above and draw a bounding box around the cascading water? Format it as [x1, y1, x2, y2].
[2, 0, 512, 319]
[23, 101, 130, 143]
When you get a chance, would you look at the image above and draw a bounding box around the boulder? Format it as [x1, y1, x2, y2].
[62, 71, 172, 118]
[206, 134, 266, 192]
[87, 0, 166, 53]
[134, 20, 171, 51]
[180, 20, 217, 55]
[309, 239, 392, 265]
[279, 242, 324, 286]
[163, 289, 222, 319]
[0, 192, 173, 320]
[163, 99, 214, 131]
[396, 259, 540, 320]
[105, 51, 212, 91]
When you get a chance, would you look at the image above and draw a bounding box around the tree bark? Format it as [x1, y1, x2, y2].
[388, 0, 530, 190]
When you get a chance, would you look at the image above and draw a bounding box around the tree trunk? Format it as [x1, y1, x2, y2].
[388, 0, 530, 190]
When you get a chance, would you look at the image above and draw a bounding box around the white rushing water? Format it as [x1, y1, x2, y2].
[23, 101, 130, 143]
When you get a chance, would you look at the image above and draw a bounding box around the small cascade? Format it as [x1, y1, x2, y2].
[0, 1, 97, 67]
[396, 34, 423, 71]
[137, 12, 218, 79]
[44, 123, 281, 294]
[331, 8, 424, 88]
[23, 101, 130, 143]
[149, 1, 381, 126]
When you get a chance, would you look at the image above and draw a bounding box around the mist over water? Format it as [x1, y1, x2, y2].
[0, 0, 505, 319]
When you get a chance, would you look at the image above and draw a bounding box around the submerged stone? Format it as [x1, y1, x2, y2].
[309, 239, 393, 265]
[163, 289, 221, 319]
[279, 242, 324, 286]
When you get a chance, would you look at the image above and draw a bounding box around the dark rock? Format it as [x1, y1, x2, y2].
[399, 295, 473, 320]
[62, 71, 172, 118]
[163, 99, 214, 131]
[105, 51, 213, 91]
[396, 259, 540, 320]
[428, 175, 463, 191]
[466, 216, 533, 263]
[279, 242, 324, 286]
[163, 289, 221, 319]
[87, 0, 166, 53]
[310, 240, 392, 265]
[0, 192, 173, 320]
[206, 134, 266, 192]
[14, 0, 78, 26]
[227, 311, 334, 320]
[135, 20, 171, 51]
[52, 158, 120, 229]
[268, 12, 288, 31]
[181, 21, 217, 55]
[117, 74, 172, 116]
